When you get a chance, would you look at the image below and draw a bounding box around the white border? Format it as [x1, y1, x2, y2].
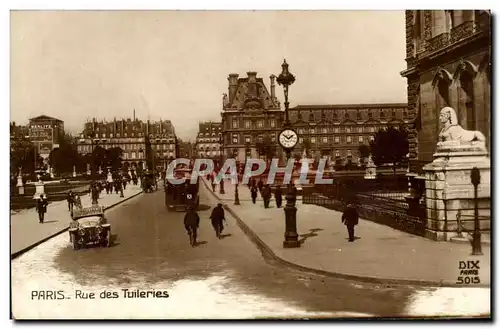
[3, 1, 497, 328]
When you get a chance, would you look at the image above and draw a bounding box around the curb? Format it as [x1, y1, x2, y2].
[10, 189, 144, 260]
[201, 178, 488, 288]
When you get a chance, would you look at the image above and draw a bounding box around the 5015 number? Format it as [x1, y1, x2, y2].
[456, 276, 480, 285]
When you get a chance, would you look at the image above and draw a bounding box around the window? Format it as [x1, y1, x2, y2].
[298, 128, 304, 134]
[299, 137, 304, 144]
[357, 111, 362, 120]
[257, 120, 264, 128]
[322, 128, 327, 134]
[334, 136, 340, 144]
[347, 150, 352, 157]
[347, 136, 352, 143]
[370, 136, 375, 141]
[245, 136, 251, 143]
[271, 134, 276, 142]
[309, 113, 314, 121]
[334, 127, 339, 133]
[310, 128, 315, 134]
[392, 109, 397, 118]
[380, 111, 385, 119]
[358, 127, 363, 133]
[311, 137, 316, 144]
[270, 119, 276, 128]
[232, 119, 238, 129]
[322, 137, 328, 144]
[346, 127, 351, 133]
[257, 135, 263, 142]
[368, 111, 373, 119]
[232, 134, 238, 144]
[131, 152, 136, 159]
[244, 120, 251, 128]
[370, 127, 375, 133]
[358, 136, 364, 143]
[335, 150, 340, 157]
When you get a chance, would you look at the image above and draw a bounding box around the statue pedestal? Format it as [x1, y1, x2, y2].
[364, 164, 376, 179]
[33, 181, 45, 199]
[423, 142, 490, 241]
[17, 176, 24, 195]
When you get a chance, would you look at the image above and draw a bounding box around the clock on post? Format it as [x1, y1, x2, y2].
[278, 128, 298, 150]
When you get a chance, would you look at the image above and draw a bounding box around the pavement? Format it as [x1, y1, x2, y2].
[10, 183, 144, 258]
[203, 177, 491, 287]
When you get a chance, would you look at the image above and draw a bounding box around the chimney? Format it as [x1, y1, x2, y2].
[228, 73, 239, 104]
[270, 74, 276, 100]
[247, 71, 257, 97]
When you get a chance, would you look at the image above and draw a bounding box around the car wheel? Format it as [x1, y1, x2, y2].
[106, 229, 112, 247]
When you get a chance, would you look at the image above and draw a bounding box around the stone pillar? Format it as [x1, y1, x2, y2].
[423, 143, 490, 241]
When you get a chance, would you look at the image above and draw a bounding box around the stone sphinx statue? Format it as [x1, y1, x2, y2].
[437, 107, 486, 151]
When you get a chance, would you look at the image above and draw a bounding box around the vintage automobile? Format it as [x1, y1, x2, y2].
[69, 205, 111, 250]
[165, 168, 200, 212]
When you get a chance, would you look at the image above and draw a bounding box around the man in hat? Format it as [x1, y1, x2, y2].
[342, 202, 359, 242]
[184, 205, 200, 247]
[36, 194, 48, 223]
[209, 203, 226, 239]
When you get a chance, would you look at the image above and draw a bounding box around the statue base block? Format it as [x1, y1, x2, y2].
[423, 147, 490, 241]
[33, 181, 45, 199]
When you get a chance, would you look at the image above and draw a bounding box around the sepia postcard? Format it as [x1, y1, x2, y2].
[9, 9, 491, 320]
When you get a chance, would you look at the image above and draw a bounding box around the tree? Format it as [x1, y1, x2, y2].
[358, 144, 371, 166]
[48, 133, 79, 176]
[370, 126, 409, 174]
[106, 147, 123, 171]
[10, 137, 41, 177]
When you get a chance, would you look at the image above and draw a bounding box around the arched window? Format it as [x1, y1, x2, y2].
[437, 79, 451, 107]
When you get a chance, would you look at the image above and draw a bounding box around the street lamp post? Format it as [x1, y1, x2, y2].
[219, 135, 225, 194]
[277, 59, 300, 248]
[470, 167, 482, 255]
[89, 131, 96, 181]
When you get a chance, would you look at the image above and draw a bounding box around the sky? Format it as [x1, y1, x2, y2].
[10, 10, 408, 140]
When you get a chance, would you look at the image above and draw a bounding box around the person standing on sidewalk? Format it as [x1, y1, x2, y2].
[67, 190, 75, 212]
[36, 194, 48, 223]
[250, 186, 258, 204]
[209, 203, 226, 239]
[274, 184, 283, 208]
[257, 179, 264, 194]
[342, 203, 359, 242]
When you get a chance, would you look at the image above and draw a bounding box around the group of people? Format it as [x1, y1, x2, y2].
[247, 177, 296, 209]
[183, 203, 226, 247]
[66, 190, 83, 215]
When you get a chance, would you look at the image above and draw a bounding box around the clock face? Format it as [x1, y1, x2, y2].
[279, 129, 298, 149]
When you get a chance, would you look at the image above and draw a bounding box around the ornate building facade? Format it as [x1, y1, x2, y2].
[289, 103, 409, 164]
[221, 72, 284, 162]
[400, 10, 491, 168]
[195, 121, 222, 159]
[28, 115, 65, 164]
[78, 118, 177, 170]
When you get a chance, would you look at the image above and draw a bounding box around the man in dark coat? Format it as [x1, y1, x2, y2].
[274, 184, 283, 208]
[342, 203, 359, 242]
[67, 190, 75, 212]
[184, 206, 200, 246]
[262, 184, 271, 208]
[36, 194, 48, 223]
[250, 186, 258, 204]
[210, 203, 226, 238]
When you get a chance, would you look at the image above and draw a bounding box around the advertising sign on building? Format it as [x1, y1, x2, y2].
[38, 142, 53, 156]
[29, 127, 53, 143]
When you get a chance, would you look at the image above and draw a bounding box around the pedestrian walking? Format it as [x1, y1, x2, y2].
[74, 194, 82, 209]
[250, 186, 258, 204]
[262, 184, 271, 208]
[36, 194, 48, 223]
[67, 190, 75, 212]
[257, 179, 264, 193]
[342, 203, 359, 242]
[184, 205, 200, 247]
[210, 203, 226, 239]
[274, 184, 283, 208]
